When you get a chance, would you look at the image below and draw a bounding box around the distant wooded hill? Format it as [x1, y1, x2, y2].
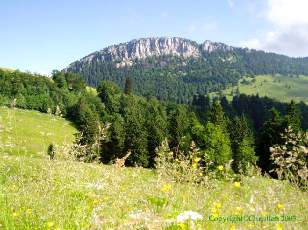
[64, 37, 308, 103]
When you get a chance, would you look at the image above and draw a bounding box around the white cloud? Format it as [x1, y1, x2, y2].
[241, 0, 308, 57]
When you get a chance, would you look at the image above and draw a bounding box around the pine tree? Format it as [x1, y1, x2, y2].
[207, 100, 227, 129]
[257, 108, 284, 172]
[284, 100, 301, 133]
[146, 99, 167, 167]
[230, 115, 256, 173]
[124, 76, 133, 95]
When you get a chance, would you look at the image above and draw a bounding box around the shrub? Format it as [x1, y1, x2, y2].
[270, 127, 308, 190]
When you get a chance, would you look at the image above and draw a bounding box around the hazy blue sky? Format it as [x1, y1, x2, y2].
[1, 0, 307, 74]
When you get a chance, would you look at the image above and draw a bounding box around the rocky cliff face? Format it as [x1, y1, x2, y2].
[66, 37, 234, 69]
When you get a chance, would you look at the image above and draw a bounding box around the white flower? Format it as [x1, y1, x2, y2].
[176, 211, 203, 222]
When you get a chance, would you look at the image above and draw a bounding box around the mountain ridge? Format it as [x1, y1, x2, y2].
[64, 37, 308, 103]
[66, 37, 308, 70]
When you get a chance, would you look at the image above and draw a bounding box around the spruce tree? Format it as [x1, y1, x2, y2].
[124, 76, 133, 95]
[284, 100, 301, 133]
[257, 108, 284, 172]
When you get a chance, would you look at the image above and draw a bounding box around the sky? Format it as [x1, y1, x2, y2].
[1, 0, 307, 75]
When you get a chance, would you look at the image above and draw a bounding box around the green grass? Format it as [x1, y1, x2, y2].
[0, 107, 77, 158]
[0, 155, 307, 229]
[0, 107, 307, 229]
[211, 75, 308, 103]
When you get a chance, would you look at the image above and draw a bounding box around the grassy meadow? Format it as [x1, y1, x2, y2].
[211, 75, 308, 103]
[0, 106, 307, 229]
[0, 107, 77, 158]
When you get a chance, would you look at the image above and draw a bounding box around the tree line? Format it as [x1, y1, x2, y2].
[0, 69, 307, 175]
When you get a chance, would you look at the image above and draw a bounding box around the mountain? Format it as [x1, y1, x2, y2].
[64, 37, 308, 103]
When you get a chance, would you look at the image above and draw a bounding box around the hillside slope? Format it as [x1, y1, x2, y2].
[0, 107, 77, 158]
[211, 75, 308, 104]
[0, 106, 307, 229]
[0, 154, 307, 229]
[65, 37, 308, 103]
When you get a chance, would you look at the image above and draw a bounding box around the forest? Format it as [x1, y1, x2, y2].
[0, 68, 307, 177]
[66, 46, 308, 103]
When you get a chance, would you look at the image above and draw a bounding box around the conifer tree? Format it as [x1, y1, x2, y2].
[124, 76, 133, 95]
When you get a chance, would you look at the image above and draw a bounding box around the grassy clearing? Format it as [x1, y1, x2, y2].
[0, 107, 307, 229]
[0, 107, 77, 158]
[211, 75, 308, 103]
[0, 155, 307, 229]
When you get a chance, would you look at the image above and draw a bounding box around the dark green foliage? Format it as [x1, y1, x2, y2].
[145, 99, 168, 167]
[71, 98, 100, 146]
[167, 104, 191, 153]
[2, 68, 308, 174]
[97, 81, 121, 113]
[229, 116, 257, 173]
[207, 100, 228, 130]
[122, 96, 149, 167]
[284, 100, 301, 133]
[124, 76, 133, 95]
[47, 144, 56, 160]
[66, 44, 308, 104]
[102, 114, 125, 163]
[257, 108, 285, 172]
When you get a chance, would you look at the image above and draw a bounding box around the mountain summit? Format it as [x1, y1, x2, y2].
[66, 37, 233, 69]
[65, 37, 308, 103]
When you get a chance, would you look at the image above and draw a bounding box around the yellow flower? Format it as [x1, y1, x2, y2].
[54, 227, 61, 230]
[211, 207, 218, 213]
[192, 162, 198, 169]
[47, 222, 54, 228]
[276, 223, 283, 230]
[214, 202, 222, 208]
[217, 165, 224, 171]
[161, 184, 171, 193]
[194, 157, 201, 162]
[230, 224, 236, 230]
[12, 212, 19, 218]
[277, 203, 284, 210]
[234, 206, 243, 214]
[26, 209, 32, 215]
[234, 181, 241, 188]
[261, 211, 268, 216]
[199, 172, 203, 176]
[178, 223, 185, 229]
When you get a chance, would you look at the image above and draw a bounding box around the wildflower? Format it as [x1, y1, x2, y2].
[214, 202, 222, 208]
[199, 172, 203, 176]
[12, 212, 19, 218]
[217, 165, 224, 171]
[230, 224, 236, 230]
[211, 207, 218, 213]
[47, 222, 54, 228]
[161, 184, 171, 193]
[261, 211, 268, 216]
[192, 162, 198, 169]
[234, 181, 241, 188]
[26, 209, 32, 215]
[176, 211, 203, 222]
[178, 223, 186, 229]
[235, 206, 243, 215]
[276, 223, 283, 230]
[194, 157, 201, 163]
[277, 203, 284, 210]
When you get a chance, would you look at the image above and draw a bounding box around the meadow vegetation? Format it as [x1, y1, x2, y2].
[0, 69, 307, 229]
[211, 74, 308, 103]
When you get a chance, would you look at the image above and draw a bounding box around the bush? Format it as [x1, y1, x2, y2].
[270, 127, 308, 190]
